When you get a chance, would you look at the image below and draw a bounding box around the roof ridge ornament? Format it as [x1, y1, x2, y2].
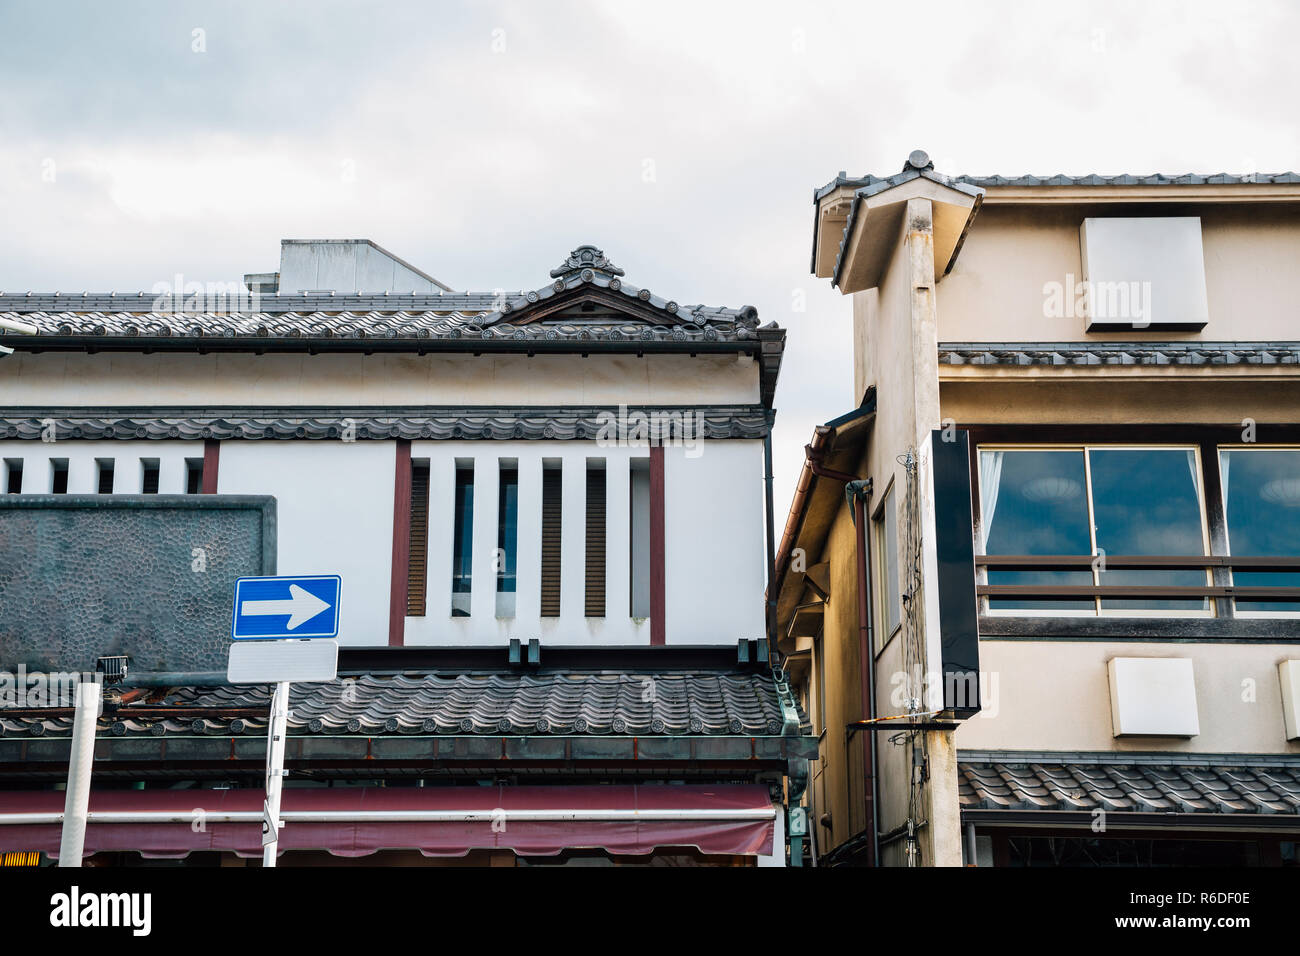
[549, 244, 625, 279]
[903, 149, 933, 173]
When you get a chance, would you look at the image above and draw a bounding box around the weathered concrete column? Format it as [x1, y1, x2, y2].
[905, 196, 964, 868]
[58, 677, 102, 867]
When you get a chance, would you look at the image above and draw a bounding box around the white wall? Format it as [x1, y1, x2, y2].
[0, 440, 195, 494]
[663, 441, 768, 645]
[218, 441, 395, 647]
[405, 439, 767, 647]
[0, 352, 761, 408]
[1, 436, 769, 650]
[406, 441, 651, 646]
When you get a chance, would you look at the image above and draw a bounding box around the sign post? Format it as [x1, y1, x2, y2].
[227, 574, 341, 868]
[262, 681, 290, 867]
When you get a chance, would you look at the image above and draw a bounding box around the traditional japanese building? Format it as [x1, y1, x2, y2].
[0, 241, 813, 866]
[778, 153, 1300, 866]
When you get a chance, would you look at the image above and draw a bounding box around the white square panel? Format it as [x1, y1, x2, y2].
[1080, 217, 1209, 331]
[1280, 660, 1300, 741]
[1107, 657, 1199, 737]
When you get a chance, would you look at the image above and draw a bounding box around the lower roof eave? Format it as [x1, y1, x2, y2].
[961, 808, 1300, 832]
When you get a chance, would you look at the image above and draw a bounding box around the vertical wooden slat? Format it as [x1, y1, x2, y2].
[585, 462, 606, 617]
[649, 445, 666, 645]
[388, 440, 412, 646]
[540, 465, 563, 616]
[201, 439, 220, 493]
[407, 462, 430, 615]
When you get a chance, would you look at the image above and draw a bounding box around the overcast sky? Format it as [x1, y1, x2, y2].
[1, 0, 1296, 509]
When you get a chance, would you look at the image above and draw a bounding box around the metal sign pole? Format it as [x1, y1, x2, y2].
[262, 681, 290, 867]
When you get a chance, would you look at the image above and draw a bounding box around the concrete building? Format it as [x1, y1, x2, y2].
[0, 242, 812, 866]
[777, 153, 1300, 866]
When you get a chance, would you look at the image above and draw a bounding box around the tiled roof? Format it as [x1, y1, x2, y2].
[938, 342, 1300, 367]
[0, 246, 761, 347]
[960, 754, 1300, 816]
[0, 406, 772, 442]
[816, 169, 1300, 201]
[0, 670, 808, 739]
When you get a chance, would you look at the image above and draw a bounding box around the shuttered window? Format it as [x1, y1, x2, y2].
[585, 460, 606, 617]
[407, 460, 430, 616]
[540, 462, 562, 617]
[141, 459, 160, 494]
[96, 459, 114, 494]
[51, 459, 68, 495]
[4, 459, 22, 494]
[185, 458, 204, 495]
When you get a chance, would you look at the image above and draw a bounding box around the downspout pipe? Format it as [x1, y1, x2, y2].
[763, 427, 778, 653]
[805, 445, 880, 868]
[848, 479, 881, 869]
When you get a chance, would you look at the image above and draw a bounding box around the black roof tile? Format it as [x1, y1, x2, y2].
[961, 756, 1300, 816]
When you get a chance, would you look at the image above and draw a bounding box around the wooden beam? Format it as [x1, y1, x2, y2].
[388, 440, 412, 647]
[649, 445, 666, 646]
[201, 439, 220, 494]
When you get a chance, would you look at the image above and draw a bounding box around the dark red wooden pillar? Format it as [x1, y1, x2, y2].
[388, 440, 412, 647]
[649, 445, 666, 646]
[201, 439, 220, 494]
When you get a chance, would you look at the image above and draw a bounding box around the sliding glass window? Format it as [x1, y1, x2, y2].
[978, 446, 1211, 615]
[1220, 447, 1300, 615]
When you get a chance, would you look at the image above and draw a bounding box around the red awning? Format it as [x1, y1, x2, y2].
[0, 785, 775, 860]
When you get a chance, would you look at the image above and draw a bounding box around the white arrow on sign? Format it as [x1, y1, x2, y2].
[240, 584, 331, 630]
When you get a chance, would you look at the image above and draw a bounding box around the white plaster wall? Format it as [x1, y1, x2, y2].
[663, 440, 768, 645]
[2, 436, 768, 649]
[406, 441, 651, 646]
[0, 440, 195, 494]
[404, 439, 766, 647]
[0, 352, 761, 408]
[217, 441, 395, 647]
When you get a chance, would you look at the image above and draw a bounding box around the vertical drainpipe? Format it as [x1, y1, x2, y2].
[809, 448, 880, 868]
[852, 483, 881, 868]
[763, 424, 778, 651]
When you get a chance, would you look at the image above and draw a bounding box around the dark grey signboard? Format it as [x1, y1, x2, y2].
[930, 430, 981, 717]
[0, 495, 275, 673]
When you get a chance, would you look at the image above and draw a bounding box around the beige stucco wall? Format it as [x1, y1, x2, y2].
[958, 640, 1300, 755]
[937, 202, 1300, 343]
[801, 199, 961, 866]
[802, 187, 1300, 865]
[941, 379, 1300, 425]
[0, 351, 761, 408]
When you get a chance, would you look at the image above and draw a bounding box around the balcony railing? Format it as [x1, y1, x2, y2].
[974, 555, 1300, 603]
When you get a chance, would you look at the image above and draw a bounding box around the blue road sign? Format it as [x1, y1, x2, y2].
[232, 575, 341, 640]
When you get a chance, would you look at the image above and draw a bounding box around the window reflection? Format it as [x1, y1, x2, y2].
[1088, 448, 1209, 613]
[980, 450, 1092, 611]
[979, 446, 1211, 616]
[1222, 448, 1300, 614]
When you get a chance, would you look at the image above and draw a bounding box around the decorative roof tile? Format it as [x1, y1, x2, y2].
[960, 755, 1300, 816]
[938, 342, 1300, 368]
[0, 406, 771, 442]
[0, 670, 808, 739]
[0, 246, 762, 349]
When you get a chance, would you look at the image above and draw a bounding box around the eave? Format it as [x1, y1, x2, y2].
[771, 393, 876, 629]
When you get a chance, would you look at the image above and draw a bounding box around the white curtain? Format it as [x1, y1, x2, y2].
[1219, 450, 1231, 508]
[978, 451, 1004, 552]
